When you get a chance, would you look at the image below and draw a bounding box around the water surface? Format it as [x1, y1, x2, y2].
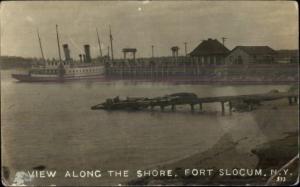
[1, 70, 292, 186]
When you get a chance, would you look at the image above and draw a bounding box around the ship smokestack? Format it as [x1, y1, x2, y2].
[79, 54, 83, 63]
[84, 45, 91, 63]
[63, 44, 71, 61]
[83, 54, 86, 63]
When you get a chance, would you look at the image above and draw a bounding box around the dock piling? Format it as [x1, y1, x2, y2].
[199, 103, 203, 111]
[171, 105, 176, 111]
[190, 104, 194, 112]
[150, 105, 154, 111]
[221, 101, 225, 115]
[228, 101, 232, 115]
[248, 104, 253, 111]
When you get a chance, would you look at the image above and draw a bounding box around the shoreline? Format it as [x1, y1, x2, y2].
[127, 98, 299, 186]
[1, 69, 298, 85]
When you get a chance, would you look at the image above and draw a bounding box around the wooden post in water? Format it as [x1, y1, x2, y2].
[160, 105, 165, 111]
[171, 105, 176, 111]
[190, 104, 195, 112]
[248, 103, 253, 111]
[228, 101, 232, 115]
[199, 103, 203, 111]
[150, 105, 154, 111]
[221, 101, 225, 115]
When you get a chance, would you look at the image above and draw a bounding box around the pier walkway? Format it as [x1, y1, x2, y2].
[91, 92, 298, 115]
[149, 92, 298, 115]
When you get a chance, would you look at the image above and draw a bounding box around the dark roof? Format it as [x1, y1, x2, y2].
[171, 46, 179, 50]
[122, 48, 137, 52]
[190, 39, 229, 56]
[233, 46, 277, 56]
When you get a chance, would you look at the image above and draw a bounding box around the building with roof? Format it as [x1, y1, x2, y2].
[225, 46, 277, 64]
[189, 38, 229, 65]
[275, 49, 299, 63]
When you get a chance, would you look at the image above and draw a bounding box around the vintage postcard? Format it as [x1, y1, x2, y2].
[1, 0, 299, 186]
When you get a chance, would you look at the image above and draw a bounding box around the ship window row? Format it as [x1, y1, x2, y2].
[48, 62, 68, 66]
[69, 69, 99, 73]
[44, 69, 57, 73]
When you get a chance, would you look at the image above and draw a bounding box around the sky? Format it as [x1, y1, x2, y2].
[0, 1, 298, 59]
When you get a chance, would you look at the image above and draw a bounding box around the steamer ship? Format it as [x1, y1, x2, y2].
[12, 25, 106, 82]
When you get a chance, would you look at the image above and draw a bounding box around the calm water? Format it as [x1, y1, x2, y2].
[1, 70, 292, 186]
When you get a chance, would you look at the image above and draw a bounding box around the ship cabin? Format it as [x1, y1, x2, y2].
[30, 44, 104, 77]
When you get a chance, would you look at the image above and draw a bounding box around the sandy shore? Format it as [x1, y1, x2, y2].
[127, 98, 298, 186]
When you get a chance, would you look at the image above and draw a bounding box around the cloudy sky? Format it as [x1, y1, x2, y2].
[0, 1, 298, 59]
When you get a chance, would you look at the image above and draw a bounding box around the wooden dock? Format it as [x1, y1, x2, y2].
[91, 91, 298, 115]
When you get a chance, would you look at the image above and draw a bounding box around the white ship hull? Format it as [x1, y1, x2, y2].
[12, 63, 105, 82]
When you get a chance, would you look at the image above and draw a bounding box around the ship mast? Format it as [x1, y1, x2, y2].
[96, 28, 103, 57]
[107, 45, 110, 59]
[109, 25, 114, 61]
[36, 28, 45, 63]
[56, 24, 62, 62]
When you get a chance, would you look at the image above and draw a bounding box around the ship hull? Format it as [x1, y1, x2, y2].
[11, 74, 105, 82]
